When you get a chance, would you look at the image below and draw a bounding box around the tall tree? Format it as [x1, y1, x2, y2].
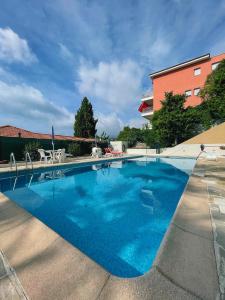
[117, 126, 145, 147]
[74, 97, 98, 138]
[151, 92, 201, 147]
[200, 59, 225, 128]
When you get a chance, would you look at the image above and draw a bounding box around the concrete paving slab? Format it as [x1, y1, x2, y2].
[16, 237, 109, 300]
[99, 267, 199, 300]
[0, 213, 59, 268]
[0, 200, 31, 235]
[210, 201, 225, 298]
[0, 276, 23, 300]
[0, 193, 16, 212]
[0, 256, 6, 279]
[0, 251, 28, 300]
[154, 223, 219, 300]
[172, 181, 213, 240]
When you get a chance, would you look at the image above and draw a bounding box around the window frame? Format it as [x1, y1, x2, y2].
[185, 90, 192, 97]
[194, 88, 200, 96]
[194, 68, 201, 76]
[212, 62, 219, 71]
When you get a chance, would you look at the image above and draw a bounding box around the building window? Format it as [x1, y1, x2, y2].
[185, 90, 192, 97]
[194, 68, 201, 76]
[212, 62, 219, 70]
[194, 88, 200, 96]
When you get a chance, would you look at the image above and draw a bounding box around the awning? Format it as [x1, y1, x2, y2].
[138, 101, 150, 112]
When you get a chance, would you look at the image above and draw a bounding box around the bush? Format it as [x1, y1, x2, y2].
[68, 143, 81, 156]
[117, 126, 145, 147]
[24, 141, 41, 161]
[143, 129, 160, 148]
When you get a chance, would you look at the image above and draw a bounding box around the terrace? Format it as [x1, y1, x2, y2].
[1, 122, 225, 299]
[0, 152, 225, 299]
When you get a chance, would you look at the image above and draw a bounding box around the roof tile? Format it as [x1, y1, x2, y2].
[0, 125, 95, 143]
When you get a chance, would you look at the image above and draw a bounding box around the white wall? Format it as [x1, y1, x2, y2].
[110, 141, 128, 152]
[126, 148, 157, 155]
[162, 143, 225, 158]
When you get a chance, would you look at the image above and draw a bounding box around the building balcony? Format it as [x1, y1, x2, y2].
[139, 94, 154, 120]
[141, 94, 153, 103]
[141, 107, 154, 119]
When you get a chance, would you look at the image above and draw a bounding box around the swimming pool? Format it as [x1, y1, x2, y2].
[0, 157, 196, 278]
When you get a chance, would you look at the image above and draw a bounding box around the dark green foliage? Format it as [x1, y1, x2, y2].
[96, 131, 109, 141]
[150, 92, 201, 147]
[117, 126, 145, 147]
[74, 97, 98, 138]
[143, 129, 160, 148]
[24, 141, 41, 161]
[68, 142, 93, 156]
[200, 59, 225, 127]
[80, 142, 92, 156]
[68, 143, 81, 156]
[0, 136, 94, 161]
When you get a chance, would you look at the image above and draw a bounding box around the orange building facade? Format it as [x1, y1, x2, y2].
[139, 52, 225, 120]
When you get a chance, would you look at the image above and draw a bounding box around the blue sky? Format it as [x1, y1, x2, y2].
[0, 0, 225, 136]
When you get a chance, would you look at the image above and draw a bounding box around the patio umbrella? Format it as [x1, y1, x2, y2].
[51, 125, 55, 163]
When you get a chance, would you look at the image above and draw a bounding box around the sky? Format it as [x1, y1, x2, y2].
[0, 0, 225, 137]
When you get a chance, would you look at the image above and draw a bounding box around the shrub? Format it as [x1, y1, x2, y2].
[24, 141, 41, 161]
[68, 143, 81, 156]
[117, 127, 145, 147]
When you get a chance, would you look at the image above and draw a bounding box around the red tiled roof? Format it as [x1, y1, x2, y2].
[0, 125, 95, 142]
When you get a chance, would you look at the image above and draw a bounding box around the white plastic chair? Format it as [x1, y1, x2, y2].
[54, 149, 66, 163]
[61, 148, 66, 162]
[91, 147, 102, 158]
[38, 149, 52, 164]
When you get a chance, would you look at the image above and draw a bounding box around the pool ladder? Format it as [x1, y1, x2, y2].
[10, 153, 18, 190]
[25, 152, 33, 172]
[10, 152, 18, 175]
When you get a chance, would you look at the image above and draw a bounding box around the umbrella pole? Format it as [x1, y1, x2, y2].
[52, 125, 55, 164]
[52, 142, 54, 164]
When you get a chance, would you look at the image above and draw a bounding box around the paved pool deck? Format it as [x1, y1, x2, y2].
[0, 157, 224, 299]
[0, 155, 141, 174]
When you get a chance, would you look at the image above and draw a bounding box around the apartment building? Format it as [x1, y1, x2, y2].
[138, 52, 225, 120]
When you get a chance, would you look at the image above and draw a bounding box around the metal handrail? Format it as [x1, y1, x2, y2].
[25, 152, 33, 171]
[10, 152, 18, 175]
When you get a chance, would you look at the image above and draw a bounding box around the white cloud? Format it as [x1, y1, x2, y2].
[96, 113, 147, 137]
[96, 112, 124, 137]
[0, 66, 17, 82]
[0, 27, 37, 64]
[128, 117, 147, 128]
[76, 59, 143, 114]
[0, 81, 73, 134]
[140, 34, 172, 69]
[59, 43, 74, 60]
[150, 37, 171, 59]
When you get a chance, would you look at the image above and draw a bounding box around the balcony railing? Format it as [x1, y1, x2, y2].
[141, 94, 153, 102]
[141, 107, 153, 115]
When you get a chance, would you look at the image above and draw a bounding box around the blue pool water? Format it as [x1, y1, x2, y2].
[0, 157, 195, 277]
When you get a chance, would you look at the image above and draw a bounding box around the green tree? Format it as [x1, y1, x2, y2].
[143, 129, 159, 148]
[151, 92, 201, 147]
[200, 59, 225, 127]
[96, 131, 109, 141]
[24, 141, 41, 161]
[74, 97, 98, 138]
[117, 126, 145, 147]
